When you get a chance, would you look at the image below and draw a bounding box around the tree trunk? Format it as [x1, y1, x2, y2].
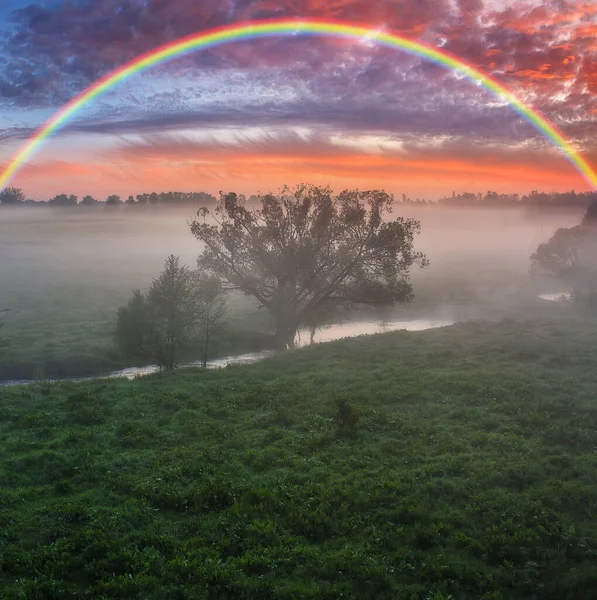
[202, 328, 209, 368]
[273, 323, 297, 351]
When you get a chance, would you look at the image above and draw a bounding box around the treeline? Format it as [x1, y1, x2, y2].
[437, 189, 597, 208]
[2, 185, 597, 209]
[0, 187, 225, 207]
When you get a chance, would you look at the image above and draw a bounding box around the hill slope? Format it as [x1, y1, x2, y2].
[2, 320, 597, 599]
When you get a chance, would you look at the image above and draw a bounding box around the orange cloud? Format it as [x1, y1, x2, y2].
[12, 135, 592, 201]
[512, 69, 576, 81]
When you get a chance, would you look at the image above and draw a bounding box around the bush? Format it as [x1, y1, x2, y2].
[333, 396, 359, 439]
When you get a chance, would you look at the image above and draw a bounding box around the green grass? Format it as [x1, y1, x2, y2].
[0, 262, 273, 381]
[2, 319, 597, 599]
[0, 208, 276, 381]
[0, 240, 571, 382]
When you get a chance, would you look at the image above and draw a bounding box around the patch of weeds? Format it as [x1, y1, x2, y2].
[333, 396, 359, 439]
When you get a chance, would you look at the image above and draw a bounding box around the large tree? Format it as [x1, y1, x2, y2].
[531, 200, 597, 311]
[190, 185, 429, 350]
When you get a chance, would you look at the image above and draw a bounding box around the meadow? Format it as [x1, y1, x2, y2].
[0, 204, 583, 381]
[1, 319, 597, 598]
[0, 207, 272, 381]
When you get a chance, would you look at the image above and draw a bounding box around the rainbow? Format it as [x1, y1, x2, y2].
[1, 18, 596, 190]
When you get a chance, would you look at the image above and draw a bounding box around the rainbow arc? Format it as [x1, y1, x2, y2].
[1, 19, 595, 190]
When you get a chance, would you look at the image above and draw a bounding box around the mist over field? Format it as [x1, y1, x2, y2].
[4, 196, 597, 599]
[0, 200, 584, 381]
[1, 201, 584, 296]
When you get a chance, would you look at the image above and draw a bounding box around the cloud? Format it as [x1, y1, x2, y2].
[2, 0, 596, 198]
[12, 128, 586, 201]
[110, 129, 587, 188]
[0, 92, 542, 148]
[1, 0, 594, 108]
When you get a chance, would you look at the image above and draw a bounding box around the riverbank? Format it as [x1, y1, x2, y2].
[2, 319, 597, 598]
[0, 318, 454, 387]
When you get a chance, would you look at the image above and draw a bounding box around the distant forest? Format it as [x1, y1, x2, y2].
[1, 186, 596, 208]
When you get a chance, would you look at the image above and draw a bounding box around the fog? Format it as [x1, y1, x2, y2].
[0, 202, 584, 382]
[0, 202, 583, 279]
[0, 202, 583, 318]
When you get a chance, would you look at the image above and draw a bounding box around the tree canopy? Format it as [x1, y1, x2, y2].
[105, 195, 122, 207]
[115, 255, 226, 369]
[48, 194, 78, 207]
[190, 185, 429, 350]
[531, 200, 597, 311]
[0, 187, 25, 204]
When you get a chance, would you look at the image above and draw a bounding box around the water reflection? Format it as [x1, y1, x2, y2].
[295, 318, 455, 346]
[538, 292, 571, 302]
[0, 318, 454, 387]
[110, 319, 455, 380]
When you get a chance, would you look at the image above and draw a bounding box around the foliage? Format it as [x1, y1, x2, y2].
[136, 190, 218, 205]
[7, 187, 597, 209]
[48, 193, 78, 206]
[116, 256, 198, 369]
[333, 396, 359, 439]
[115, 256, 228, 370]
[0, 308, 7, 344]
[194, 272, 227, 367]
[581, 199, 597, 226]
[191, 185, 429, 350]
[106, 194, 123, 206]
[531, 202, 597, 311]
[439, 189, 597, 209]
[0, 186, 25, 204]
[2, 321, 597, 598]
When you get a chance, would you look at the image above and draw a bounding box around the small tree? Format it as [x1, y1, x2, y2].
[303, 303, 337, 345]
[194, 273, 226, 367]
[581, 199, 597, 226]
[115, 290, 150, 361]
[115, 256, 226, 369]
[80, 195, 99, 206]
[531, 200, 597, 311]
[0, 187, 25, 204]
[0, 308, 8, 344]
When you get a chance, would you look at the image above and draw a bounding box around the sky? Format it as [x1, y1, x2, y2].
[0, 0, 596, 200]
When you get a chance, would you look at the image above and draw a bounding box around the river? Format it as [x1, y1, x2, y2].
[538, 292, 571, 302]
[0, 318, 455, 388]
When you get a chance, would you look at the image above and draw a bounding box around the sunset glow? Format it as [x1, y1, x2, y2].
[1, 1, 597, 199]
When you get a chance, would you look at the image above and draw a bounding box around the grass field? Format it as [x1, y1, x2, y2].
[2, 319, 597, 598]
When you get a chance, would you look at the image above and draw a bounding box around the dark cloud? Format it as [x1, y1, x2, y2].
[0, 87, 543, 147]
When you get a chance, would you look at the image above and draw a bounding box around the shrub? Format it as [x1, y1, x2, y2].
[333, 396, 359, 439]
